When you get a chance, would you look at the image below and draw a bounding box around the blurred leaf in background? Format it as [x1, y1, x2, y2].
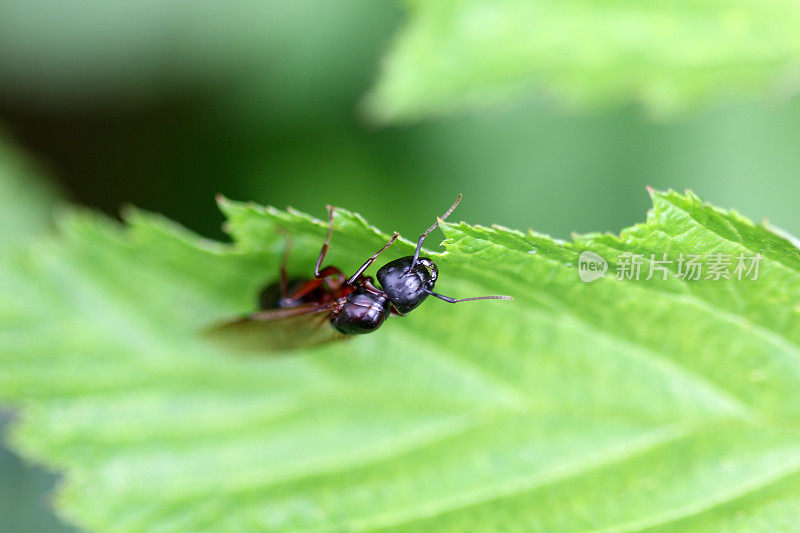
[0, 133, 57, 246]
[0, 136, 73, 533]
[365, 0, 800, 122]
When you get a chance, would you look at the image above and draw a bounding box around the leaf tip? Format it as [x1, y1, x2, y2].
[119, 202, 146, 224]
[215, 193, 231, 208]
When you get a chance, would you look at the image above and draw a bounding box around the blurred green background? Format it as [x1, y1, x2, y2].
[2, 2, 799, 531]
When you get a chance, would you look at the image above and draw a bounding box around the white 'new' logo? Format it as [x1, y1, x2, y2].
[578, 251, 607, 283]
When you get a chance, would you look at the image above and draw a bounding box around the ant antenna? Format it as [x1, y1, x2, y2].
[409, 194, 462, 270]
[423, 289, 513, 303]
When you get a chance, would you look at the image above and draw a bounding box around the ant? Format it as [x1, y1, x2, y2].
[212, 195, 512, 350]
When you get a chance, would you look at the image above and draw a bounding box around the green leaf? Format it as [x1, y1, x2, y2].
[365, 0, 800, 123]
[0, 133, 58, 247]
[3, 188, 800, 532]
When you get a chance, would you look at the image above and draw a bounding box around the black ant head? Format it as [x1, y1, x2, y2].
[376, 256, 438, 315]
[377, 194, 512, 315]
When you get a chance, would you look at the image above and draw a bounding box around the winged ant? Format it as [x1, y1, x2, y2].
[211, 195, 511, 350]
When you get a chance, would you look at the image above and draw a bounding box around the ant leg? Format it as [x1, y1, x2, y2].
[423, 289, 513, 303]
[347, 233, 400, 285]
[315, 205, 335, 278]
[276, 229, 293, 298]
[284, 278, 324, 304]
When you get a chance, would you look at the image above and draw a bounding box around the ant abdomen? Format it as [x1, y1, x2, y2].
[331, 287, 390, 335]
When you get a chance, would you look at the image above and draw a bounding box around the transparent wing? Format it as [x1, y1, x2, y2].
[204, 304, 347, 353]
